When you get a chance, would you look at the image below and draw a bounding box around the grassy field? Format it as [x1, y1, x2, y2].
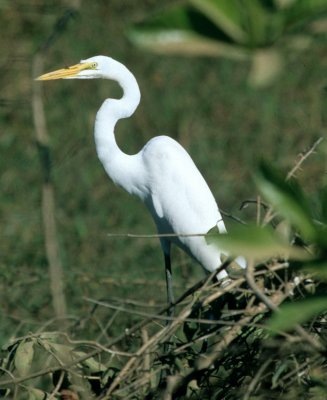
[1, 0, 326, 347]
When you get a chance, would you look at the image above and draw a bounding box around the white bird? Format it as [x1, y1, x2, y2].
[37, 55, 244, 308]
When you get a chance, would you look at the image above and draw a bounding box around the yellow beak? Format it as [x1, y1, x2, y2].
[36, 62, 95, 80]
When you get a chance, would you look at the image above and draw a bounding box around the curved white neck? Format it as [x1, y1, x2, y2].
[94, 61, 144, 197]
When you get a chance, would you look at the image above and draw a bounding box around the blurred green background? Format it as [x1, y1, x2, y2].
[0, 0, 326, 344]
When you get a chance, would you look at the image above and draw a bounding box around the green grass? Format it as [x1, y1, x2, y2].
[0, 0, 326, 344]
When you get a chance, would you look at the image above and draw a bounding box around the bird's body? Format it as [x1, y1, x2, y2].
[37, 55, 243, 304]
[114, 134, 227, 273]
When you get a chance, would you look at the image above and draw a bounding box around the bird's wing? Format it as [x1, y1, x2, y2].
[141, 135, 224, 235]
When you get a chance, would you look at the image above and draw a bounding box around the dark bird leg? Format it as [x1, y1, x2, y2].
[160, 238, 174, 316]
[164, 250, 175, 318]
[160, 241, 175, 385]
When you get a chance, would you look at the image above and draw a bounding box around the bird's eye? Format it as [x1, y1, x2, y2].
[90, 62, 98, 69]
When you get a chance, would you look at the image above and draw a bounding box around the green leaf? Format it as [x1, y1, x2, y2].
[317, 185, 327, 223]
[281, 0, 327, 28]
[271, 361, 290, 389]
[238, 0, 271, 46]
[255, 162, 317, 241]
[129, 0, 327, 62]
[268, 295, 327, 332]
[75, 351, 106, 373]
[189, 0, 247, 43]
[207, 224, 309, 261]
[48, 343, 73, 363]
[28, 388, 46, 400]
[128, 5, 250, 60]
[14, 340, 34, 377]
[300, 259, 327, 281]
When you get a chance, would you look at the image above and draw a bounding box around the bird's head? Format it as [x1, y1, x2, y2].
[36, 55, 112, 80]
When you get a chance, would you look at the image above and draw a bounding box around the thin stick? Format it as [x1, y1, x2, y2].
[256, 195, 261, 225]
[286, 137, 323, 181]
[243, 358, 272, 400]
[32, 54, 67, 319]
[107, 232, 208, 239]
[245, 260, 322, 351]
[141, 328, 151, 391]
[263, 137, 323, 226]
[48, 370, 65, 400]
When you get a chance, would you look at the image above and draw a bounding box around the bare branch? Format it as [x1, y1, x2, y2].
[32, 54, 67, 319]
[286, 137, 323, 181]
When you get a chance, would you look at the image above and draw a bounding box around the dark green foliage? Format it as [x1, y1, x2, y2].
[256, 161, 317, 240]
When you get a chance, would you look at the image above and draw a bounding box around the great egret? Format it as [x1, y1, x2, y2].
[37, 55, 244, 308]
